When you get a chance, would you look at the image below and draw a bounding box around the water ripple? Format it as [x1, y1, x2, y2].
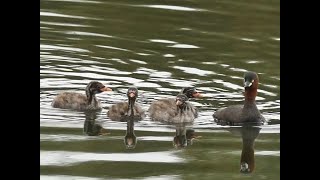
[136, 52, 152, 56]
[172, 66, 215, 76]
[95, 45, 131, 52]
[168, 44, 200, 49]
[40, 175, 103, 180]
[255, 151, 280, 156]
[65, 31, 113, 38]
[163, 54, 175, 58]
[40, 44, 89, 53]
[135, 5, 205, 12]
[47, 0, 101, 3]
[149, 39, 177, 44]
[240, 38, 257, 42]
[76, 66, 131, 75]
[40, 150, 185, 166]
[129, 59, 148, 64]
[213, 80, 243, 90]
[40, 21, 91, 27]
[40, 11, 100, 20]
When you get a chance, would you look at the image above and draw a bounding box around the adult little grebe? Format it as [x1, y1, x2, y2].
[213, 72, 265, 125]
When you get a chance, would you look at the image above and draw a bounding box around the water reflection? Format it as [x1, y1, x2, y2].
[83, 112, 109, 136]
[228, 125, 261, 173]
[82, 111, 138, 149]
[124, 116, 137, 149]
[173, 124, 201, 148]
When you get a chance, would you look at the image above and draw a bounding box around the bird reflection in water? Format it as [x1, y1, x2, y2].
[228, 125, 261, 174]
[83, 111, 109, 136]
[123, 116, 137, 149]
[173, 123, 201, 148]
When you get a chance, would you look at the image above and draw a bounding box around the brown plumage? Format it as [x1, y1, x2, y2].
[149, 94, 198, 124]
[148, 87, 201, 123]
[107, 87, 145, 121]
[51, 81, 112, 111]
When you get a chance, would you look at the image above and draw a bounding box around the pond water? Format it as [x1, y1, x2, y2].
[40, 0, 280, 179]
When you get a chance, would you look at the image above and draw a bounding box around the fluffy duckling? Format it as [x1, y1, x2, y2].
[150, 94, 198, 124]
[107, 87, 145, 121]
[148, 87, 202, 120]
[149, 87, 200, 123]
[52, 81, 112, 111]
